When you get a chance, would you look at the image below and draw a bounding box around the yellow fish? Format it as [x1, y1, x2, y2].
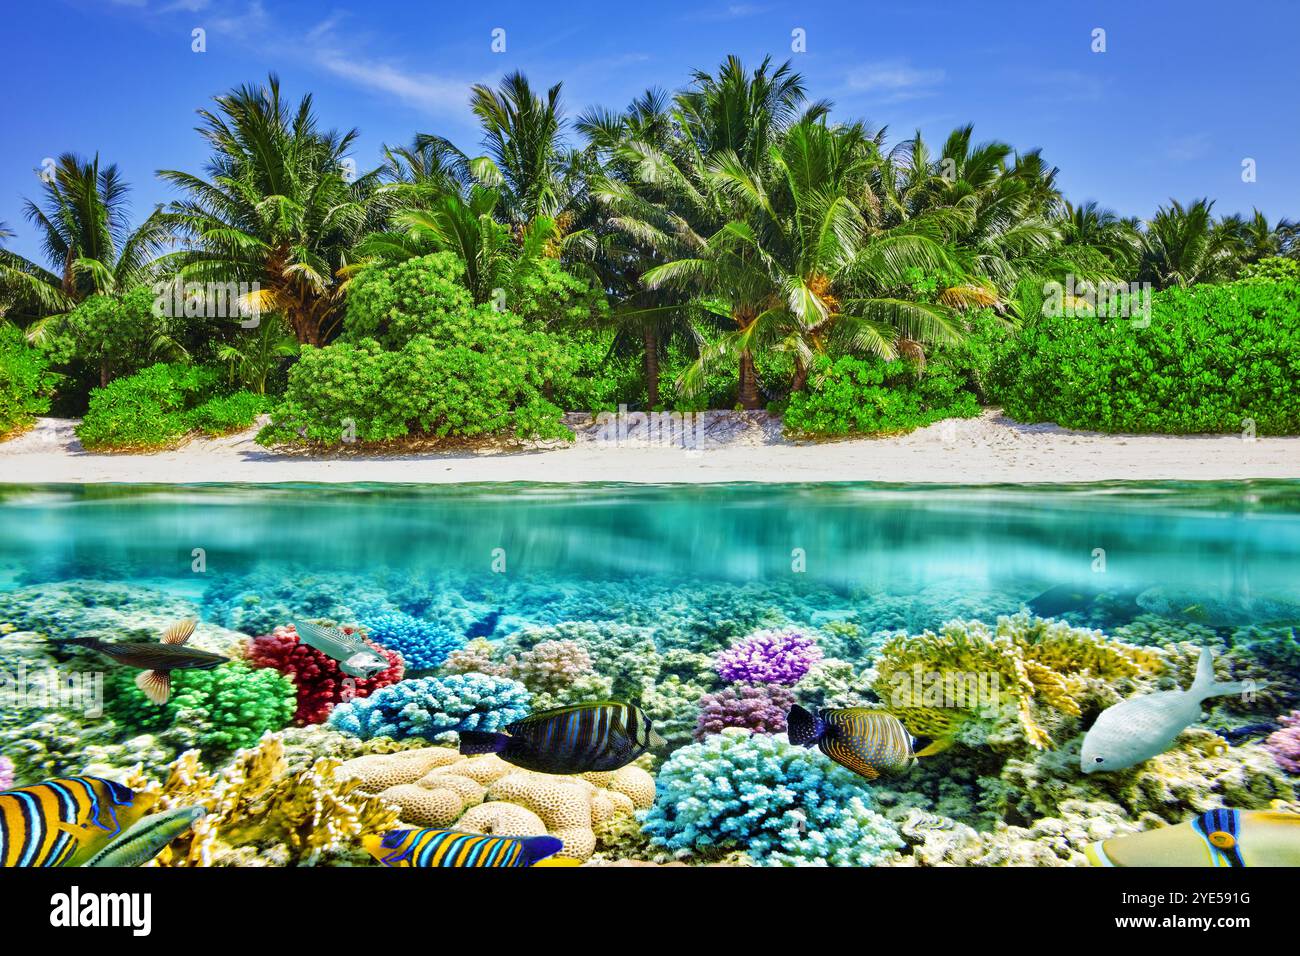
[1, 776, 156, 867]
[1084, 808, 1300, 867]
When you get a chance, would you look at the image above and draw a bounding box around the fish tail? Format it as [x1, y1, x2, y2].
[786, 705, 824, 747]
[913, 736, 957, 758]
[1190, 646, 1261, 702]
[458, 730, 509, 756]
[518, 835, 565, 866]
[53, 637, 98, 649]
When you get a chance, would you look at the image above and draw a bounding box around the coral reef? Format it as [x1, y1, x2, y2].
[693, 683, 796, 740]
[1264, 712, 1300, 774]
[714, 628, 823, 685]
[0, 755, 12, 791]
[328, 674, 530, 742]
[641, 728, 904, 866]
[247, 623, 405, 725]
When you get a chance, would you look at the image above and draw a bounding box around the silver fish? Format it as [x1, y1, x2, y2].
[82, 806, 206, 867]
[1081, 646, 1258, 773]
[293, 620, 389, 678]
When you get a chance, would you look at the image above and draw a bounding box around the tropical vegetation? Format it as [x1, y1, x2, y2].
[1, 63, 1296, 448]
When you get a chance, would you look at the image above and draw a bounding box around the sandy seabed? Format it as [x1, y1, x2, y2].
[1, 409, 1298, 484]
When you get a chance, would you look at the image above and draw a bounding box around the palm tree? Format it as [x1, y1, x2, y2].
[1139, 199, 1239, 288]
[215, 315, 299, 394]
[1, 155, 170, 328]
[158, 74, 379, 345]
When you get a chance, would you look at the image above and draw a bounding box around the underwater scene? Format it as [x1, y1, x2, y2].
[1, 481, 1298, 868]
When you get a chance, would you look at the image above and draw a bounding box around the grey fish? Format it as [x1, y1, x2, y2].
[293, 620, 389, 678]
[82, 806, 207, 867]
[59, 619, 228, 704]
[1081, 646, 1259, 773]
[1027, 583, 1099, 619]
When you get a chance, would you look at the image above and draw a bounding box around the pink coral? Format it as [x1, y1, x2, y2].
[694, 684, 796, 741]
[714, 629, 823, 686]
[503, 639, 595, 694]
[0, 755, 13, 791]
[1264, 712, 1300, 774]
[246, 623, 404, 725]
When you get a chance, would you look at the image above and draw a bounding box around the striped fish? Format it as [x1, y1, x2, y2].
[459, 701, 666, 774]
[362, 828, 564, 867]
[788, 705, 948, 781]
[0, 776, 155, 868]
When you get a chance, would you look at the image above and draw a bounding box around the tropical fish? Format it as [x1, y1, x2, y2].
[458, 702, 665, 774]
[293, 620, 389, 678]
[1213, 722, 1280, 746]
[465, 608, 504, 640]
[0, 776, 156, 867]
[362, 828, 564, 867]
[1081, 645, 1256, 773]
[81, 806, 206, 867]
[1027, 583, 1099, 619]
[1084, 808, 1300, 867]
[1135, 586, 1300, 628]
[786, 704, 950, 781]
[58, 619, 227, 704]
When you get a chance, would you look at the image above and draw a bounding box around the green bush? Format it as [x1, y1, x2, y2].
[0, 324, 59, 437]
[344, 252, 475, 349]
[258, 314, 571, 446]
[997, 277, 1300, 434]
[76, 362, 262, 450]
[782, 353, 981, 437]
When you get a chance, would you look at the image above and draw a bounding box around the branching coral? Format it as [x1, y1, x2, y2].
[131, 734, 402, 866]
[105, 661, 296, 762]
[328, 674, 530, 741]
[247, 623, 404, 725]
[357, 611, 465, 672]
[641, 728, 904, 866]
[714, 629, 823, 685]
[693, 684, 795, 740]
[1265, 712, 1300, 774]
[872, 614, 1163, 750]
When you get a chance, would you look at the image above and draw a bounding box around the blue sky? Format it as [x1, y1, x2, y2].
[2, 0, 1296, 263]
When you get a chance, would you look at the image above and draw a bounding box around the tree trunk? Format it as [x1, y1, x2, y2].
[738, 349, 761, 410]
[791, 360, 809, 393]
[643, 327, 659, 409]
[100, 360, 109, 388]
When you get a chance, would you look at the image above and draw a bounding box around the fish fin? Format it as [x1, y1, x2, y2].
[518, 835, 565, 866]
[913, 736, 956, 758]
[458, 731, 509, 756]
[647, 726, 667, 748]
[161, 619, 196, 646]
[135, 669, 171, 705]
[786, 705, 824, 747]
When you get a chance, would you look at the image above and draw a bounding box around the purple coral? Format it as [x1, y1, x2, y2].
[714, 629, 823, 686]
[1264, 712, 1300, 774]
[694, 684, 797, 741]
[0, 755, 13, 791]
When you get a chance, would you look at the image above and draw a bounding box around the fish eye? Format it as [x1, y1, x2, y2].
[1093, 757, 1104, 764]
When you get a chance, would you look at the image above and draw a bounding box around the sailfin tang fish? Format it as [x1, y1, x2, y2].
[787, 704, 941, 781]
[458, 702, 665, 774]
[293, 621, 390, 679]
[1085, 809, 1300, 867]
[1081, 645, 1261, 773]
[58, 618, 227, 704]
[1, 777, 156, 867]
[362, 828, 564, 867]
[80, 805, 206, 867]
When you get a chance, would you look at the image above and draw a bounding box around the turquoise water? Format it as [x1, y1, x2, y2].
[1, 481, 1298, 867]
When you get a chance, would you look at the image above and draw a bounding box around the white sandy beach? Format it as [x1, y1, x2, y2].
[1, 409, 1297, 484]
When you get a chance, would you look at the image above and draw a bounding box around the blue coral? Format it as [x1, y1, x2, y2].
[359, 610, 465, 671]
[327, 674, 530, 741]
[640, 728, 904, 866]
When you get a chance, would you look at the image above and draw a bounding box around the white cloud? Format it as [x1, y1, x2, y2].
[316, 55, 471, 114]
[845, 60, 945, 103]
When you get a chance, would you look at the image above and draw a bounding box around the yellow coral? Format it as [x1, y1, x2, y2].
[873, 614, 1163, 750]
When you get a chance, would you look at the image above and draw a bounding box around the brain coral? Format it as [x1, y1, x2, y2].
[327, 674, 530, 742]
[642, 728, 904, 866]
[335, 746, 652, 861]
[714, 629, 823, 685]
[247, 623, 405, 725]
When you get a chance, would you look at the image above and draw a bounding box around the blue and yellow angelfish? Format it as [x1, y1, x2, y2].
[0, 776, 156, 867]
[362, 828, 568, 867]
[787, 704, 951, 781]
